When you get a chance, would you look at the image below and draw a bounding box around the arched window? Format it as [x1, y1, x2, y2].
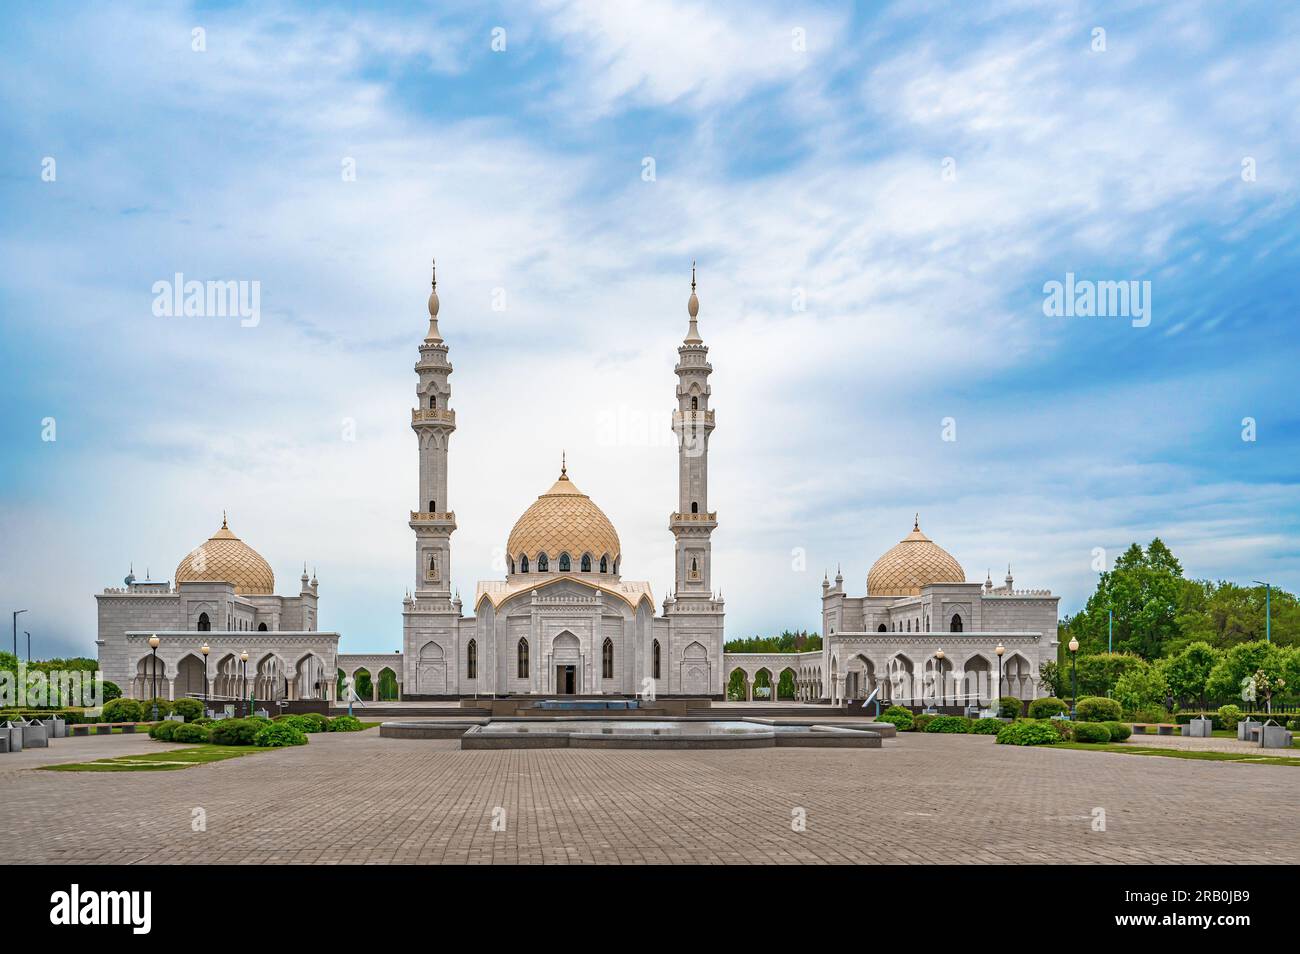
[691, 396, 699, 410]
[509, 557, 515, 574]
[877, 623, 887, 633]
[925, 615, 930, 631]
[537, 553, 548, 572]
[691, 501, 699, 514]
[581, 554, 592, 572]
[689, 557, 700, 580]
[599, 555, 608, 573]
[520, 555, 529, 573]
[197, 612, 210, 632]
[517, 638, 529, 679]
[906, 619, 911, 632]
[466, 639, 477, 679]
[428, 499, 436, 512]
[559, 552, 571, 572]
[950, 613, 963, 633]
[602, 638, 614, 679]
[429, 395, 436, 409]
[258, 622, 267, 632]
[652, 640, 661, 680]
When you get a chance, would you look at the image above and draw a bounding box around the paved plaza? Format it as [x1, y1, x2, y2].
[0, 730, 1295, 865]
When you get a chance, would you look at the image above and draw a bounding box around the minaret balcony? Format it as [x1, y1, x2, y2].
[410, 510, 457, 526]
[411, 408, 456, 425]
[672, 409, 715, 426]
[670, 511, 717, 525]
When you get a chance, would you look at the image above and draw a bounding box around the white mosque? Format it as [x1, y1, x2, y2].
[95, 263, 1058, 707]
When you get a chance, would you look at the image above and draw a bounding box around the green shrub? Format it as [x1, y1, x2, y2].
[996, 721, 1059, 745]
[1103, 720, 1132, 741]
[171, 698, 204, 722]
[1072, 721, 1111, 743]
[1288, 718, 1299, 732]
[328, 715, 364, 732]
[1217, 704, 1243, 728]
[209, 718, 261, 746]
[1042, 718, 1075, 741]
[149, 720, 180, 741]
[100, 680, 122, 702]
[140, 698, 173, 718]
[298, 712, 330, 733]
[193, 716, 214, 726]
[1075, 696, 1122, 723]
[254, 721, 308, 748]
[1027, 697, 1068, 719]
[172, 723, 210, 744]
[911, 714, 937, 732]
[101, 698, 143, 723]
[877, 706, 914, 731]
[925, 715, 971, 733]
[997, 696, 1023, 719]
[971, 717, 1004, 735]
[1128, 706, 1169, 724]
[244, 714, 272, 725]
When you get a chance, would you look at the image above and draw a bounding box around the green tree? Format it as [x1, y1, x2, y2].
[1175, 580, 1298, 650]
[1072, 540, 1184, 659]
[1161, 641, 1221, 709]
[1113, 659, 1169, 714]
[1205, 641, 1287, 704]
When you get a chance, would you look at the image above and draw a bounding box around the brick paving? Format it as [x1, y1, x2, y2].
[0, 731, 1294, 864]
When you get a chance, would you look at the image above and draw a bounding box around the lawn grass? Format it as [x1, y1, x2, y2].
[1054, 741, 1300, 767]
[40, 745, 272, 773]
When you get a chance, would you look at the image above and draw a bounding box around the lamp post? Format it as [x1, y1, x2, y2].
[12, 609, 27, 659]
[148, 634, 160, 721]
[1068, 637, 1079, 720]
[995, 643, 1005, 711]
[240, 650, 249, 717]
[934, 648, 945, 708]
[200, 642, 210, 711]
[1252, 581, 1271, 643]
[24, 631, 31, 662]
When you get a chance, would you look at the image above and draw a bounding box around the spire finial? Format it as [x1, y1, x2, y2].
[425, 256, 442, 340]
[560, 450, 567, 478]
[913, 512, 919, 531]
[684, 260, 702, 343]
[222, 510, 228, 529]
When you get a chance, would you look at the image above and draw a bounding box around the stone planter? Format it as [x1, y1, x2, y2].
[1259, 722, 1294, 749]
[1184, 717, 1212, 738]
[1237, 718, 1260, 741]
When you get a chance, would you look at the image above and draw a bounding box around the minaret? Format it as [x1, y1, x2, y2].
[670, 261, 717, 597]
[410, 258, 457, 597]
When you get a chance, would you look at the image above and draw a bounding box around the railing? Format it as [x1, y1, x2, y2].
[409, 510, 456, 522]
[672, 409, 715, 425]
[671, 511, 717, 522]
[411, 408, 456, 424]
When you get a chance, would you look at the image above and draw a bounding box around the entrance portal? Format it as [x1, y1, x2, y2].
[556, 665, 576, 694]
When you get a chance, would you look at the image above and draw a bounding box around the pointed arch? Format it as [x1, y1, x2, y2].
[601, 637, 614, 679]
[581, 553, 592, 573]
[466, 638, 478, 679]
[599, 554, 609, 573]
[536, 552, 548, 572]
[652, 639, 661, 680]
[558, 552, 571, 572]
[517, 638, 530, 679]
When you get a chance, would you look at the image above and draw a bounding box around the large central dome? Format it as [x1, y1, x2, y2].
[175, 517, 275, 595]
[507, 468, 621, 566]
[866, 518, 965, 596]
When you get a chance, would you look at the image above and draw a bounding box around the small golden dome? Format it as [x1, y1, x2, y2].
[175, 517, 275, 595]
[507, 467, 621, 567]
[866, 518, 965, 596]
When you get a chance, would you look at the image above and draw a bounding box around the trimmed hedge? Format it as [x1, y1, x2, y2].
[1028, 697, 1069, 719]
[911, 714, 937, 733]
[101, 698, 143, 723]
[1072, 721, 1111, 743]
[971, 717, 1004, 735]
[1075, 696, 1122, 723]
[254, 721, 308, 748]
[172, 723, 210, 744]
[209, 718, 261, 746]
[996, 721, 1059, 745]
[924, 715, 972, 733]
[328, 715, 365, 732]
[139, 698, 173, 718]
[877, 706, 914, 731]
[997, 696, 1023, 719]
[1103, 720, 1132, 741]
[274, 713, 330, 734]
[148, 720, 180, 741]
[171, 698, 204, 722]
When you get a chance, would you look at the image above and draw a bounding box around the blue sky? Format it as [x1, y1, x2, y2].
[2, 0, 1298, 659]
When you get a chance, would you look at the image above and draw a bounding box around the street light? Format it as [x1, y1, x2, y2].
[995, 643, 1005, 710]
[1253, 581, 1272, 643]
[148, 634, 161, 721]
[24, 631, 31, 663]
[200, 642, 210, 711]
[12, 609, 27, 659]
[934, 648, 945, 708]
[1068, 637, 1080, 720]
[240, 650, 250, 717]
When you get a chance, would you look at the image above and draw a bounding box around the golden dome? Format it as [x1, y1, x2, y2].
[507, 467, 621, 567]
[175, 517, 275, 595]
[866, 518, 965, 597]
